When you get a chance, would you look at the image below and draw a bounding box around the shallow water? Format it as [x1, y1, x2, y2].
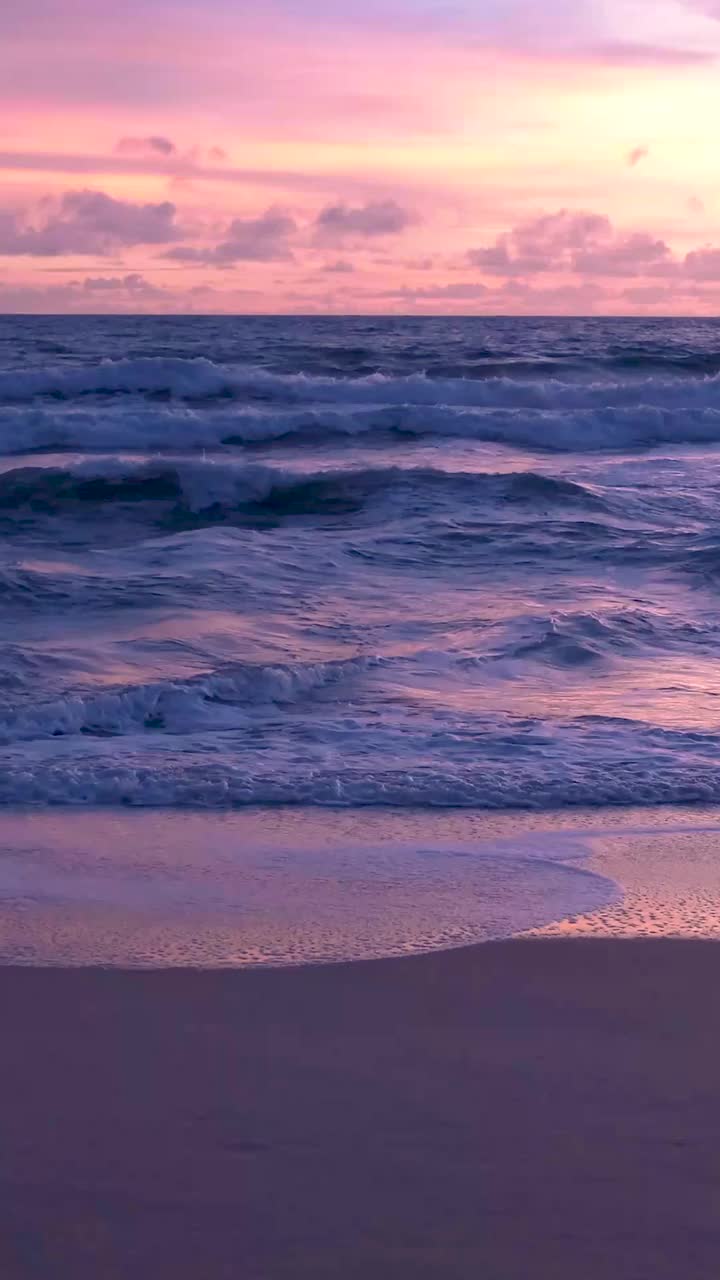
[2, 806, 720, 966]
[0, 807, 618, 965]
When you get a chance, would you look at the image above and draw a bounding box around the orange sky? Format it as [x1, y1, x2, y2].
[2, 0, 720, 313]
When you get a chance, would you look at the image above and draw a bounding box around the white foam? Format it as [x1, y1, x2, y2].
[3, 358, 720, 453]
[1, 717, 719, 808]
[0, 656, 370, 742]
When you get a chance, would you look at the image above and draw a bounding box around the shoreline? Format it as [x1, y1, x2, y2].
[4, 804, 720, 966]
[4, 936, 720, 1278]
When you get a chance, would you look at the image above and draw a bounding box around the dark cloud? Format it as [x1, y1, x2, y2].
[164, 208, 296, 264]
[322, 260, 355, 273]
[315, 199, 417, 240]
[115, 135, 177, 157]
[0, 189, 182, 256]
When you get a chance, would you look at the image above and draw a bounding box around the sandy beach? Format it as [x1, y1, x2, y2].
[3, 936, 720, 1278]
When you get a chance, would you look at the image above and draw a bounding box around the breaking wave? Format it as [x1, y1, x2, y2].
[4, 358, 720, 453]
[0, 458, 608, 520]
[3, 736, 720, 808]
[0, 657, 371, 743]
[5, 315, 720, 818]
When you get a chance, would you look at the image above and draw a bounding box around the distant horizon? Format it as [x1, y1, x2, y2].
[2, 312, 720, 323]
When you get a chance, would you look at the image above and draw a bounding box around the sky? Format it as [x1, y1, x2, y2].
[2, 0, 720, 314]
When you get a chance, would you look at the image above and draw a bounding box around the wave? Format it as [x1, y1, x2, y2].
[480, 609, 718, 668]
[3, 740, 720, 808]
[0, 357, 238, 402]
[6, 355, 720, 409]
[0, 458, 608, 521]
[6, 396, 720, 460]
[2, 353, 720, 413]
[0, 657, 371, 743]
[0, 559, 227, 610]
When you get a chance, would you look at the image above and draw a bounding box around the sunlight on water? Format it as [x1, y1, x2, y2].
[2, 317, 720, 814]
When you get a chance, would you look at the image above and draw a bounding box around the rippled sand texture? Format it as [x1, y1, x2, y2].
[536, 824, 720, 938]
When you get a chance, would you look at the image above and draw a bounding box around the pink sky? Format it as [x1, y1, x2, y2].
[2, 0, 720, 314]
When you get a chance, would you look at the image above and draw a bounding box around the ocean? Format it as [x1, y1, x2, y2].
[3, 313, 720, 962]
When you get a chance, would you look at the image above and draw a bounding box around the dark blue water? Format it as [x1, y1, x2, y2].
[3, 314, 720, 809]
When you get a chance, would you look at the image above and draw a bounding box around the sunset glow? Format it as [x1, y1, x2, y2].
[3, 0, 720, 313]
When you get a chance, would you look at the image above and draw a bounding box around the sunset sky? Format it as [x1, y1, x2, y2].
[3, 0, 720, 314]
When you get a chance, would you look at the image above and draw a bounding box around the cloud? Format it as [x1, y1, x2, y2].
[627, 145, 649, 168]
[80, 272, 163, 296]
[401, 256, 435, 270]
[572, 232, 674, 277]
[0, 149, 419, 201]
[468, 210, 613, 276]
[115, 135, 176, 157]
[621, 285, 675, 304]
[507, 281, 608, 312]
[262, 1, 718, 65]
[577, 40, 714, 65]
[687, 195, 705, 213]
[385, 281, 488, 300]
[0, 189, 182, 256]
[322, 259, 355, 273]
[468, 206, 720, 288]
[683, 247, 720, 278]
[315, 199, 417, 240]
[0, 272, 169, 313]
[684, 2, 720, 19]
[468, 210, 677, 279]
[164, 207, 296, 263]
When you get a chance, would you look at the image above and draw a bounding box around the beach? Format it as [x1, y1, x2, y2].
[3, 935, 720, 1278]
[6, 24, 720, 1280]
[4, 317, 720, 1277]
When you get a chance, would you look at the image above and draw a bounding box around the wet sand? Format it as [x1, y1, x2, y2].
[2, 937, 720, 1278]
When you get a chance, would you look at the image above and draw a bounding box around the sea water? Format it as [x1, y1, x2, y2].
[3, 314, 720, 961]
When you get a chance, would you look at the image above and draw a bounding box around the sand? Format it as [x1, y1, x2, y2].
[2, 937, 720, 1278]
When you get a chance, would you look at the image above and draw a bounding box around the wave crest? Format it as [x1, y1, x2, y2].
[0, 657, 371, 743]
[0, 459, 607, 521]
